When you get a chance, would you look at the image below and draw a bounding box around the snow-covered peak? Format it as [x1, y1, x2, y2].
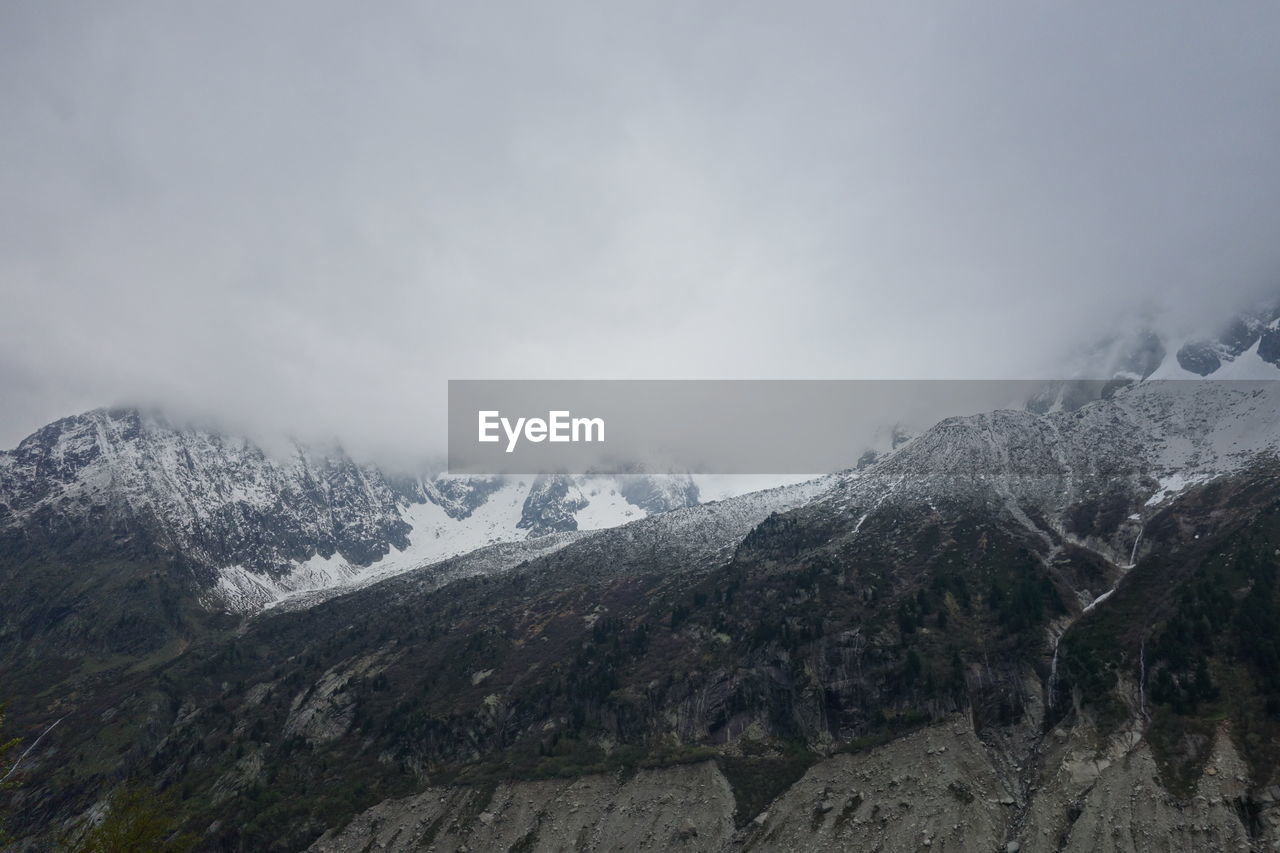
[0, 408, 720, 612]
[1079, 295, 1280, 382]
[813, 377, 1280, 569]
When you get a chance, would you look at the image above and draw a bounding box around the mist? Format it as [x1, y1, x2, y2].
[3, 1, 1279, 462]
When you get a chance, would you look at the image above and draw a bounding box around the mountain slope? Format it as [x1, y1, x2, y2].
[5, 379, 1280, 851]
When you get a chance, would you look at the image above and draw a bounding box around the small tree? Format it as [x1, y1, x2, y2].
[72, 784, 195, 853]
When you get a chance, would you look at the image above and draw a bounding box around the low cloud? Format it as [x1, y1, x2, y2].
[3, 1, 1279, 461]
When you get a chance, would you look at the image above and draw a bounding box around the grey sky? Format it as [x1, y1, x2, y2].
[3, 1, 1279, 460]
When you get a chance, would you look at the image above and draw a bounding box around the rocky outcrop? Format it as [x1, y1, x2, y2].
[1260, 327, 1280, 367]
[739, 721, 1009, 852]
[283, 654, 389, 745]
[1175, 341, 1222, 376]
[518, 474, 591, 536]
[309, 761, 735, 852]
[617, 474, 700, 516]
[1021, 726, 1258, 853]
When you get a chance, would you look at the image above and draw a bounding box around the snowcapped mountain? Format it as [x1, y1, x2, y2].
[1155, 296, 1280, 378]
[281, 375, 1280, 616]
[1086, 296, 1280, 382]
[260, 376, 1280, 620]
[0, 407, 704, 611]
[3, 295, 1278, 619]
[1025, 295, 1280, 414]
[822, 379, 1280, 554]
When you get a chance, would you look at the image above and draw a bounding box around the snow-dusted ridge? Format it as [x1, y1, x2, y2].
[815, 379, 1280, 551]
[275, 379, 1280, 616]
[4, 371, 1278, 615]
[249, 376, 1280, 607]
[266, 476, 835, 612]
[0, 407, 800, 612]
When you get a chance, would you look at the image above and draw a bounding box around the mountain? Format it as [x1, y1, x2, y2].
[4, 378, 1280, 851]
[1025, 297, 1280, 415]
[1164, 298, 1280, 377]
[0, 408, 704, 615]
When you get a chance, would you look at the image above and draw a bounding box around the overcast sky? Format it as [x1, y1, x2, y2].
[3, 1, 1280, 460]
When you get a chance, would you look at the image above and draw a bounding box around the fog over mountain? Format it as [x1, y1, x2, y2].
[4, 1, 1280, 460]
